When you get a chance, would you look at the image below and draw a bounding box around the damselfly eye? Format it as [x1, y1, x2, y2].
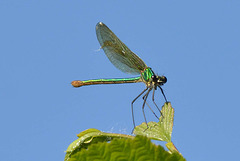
[161, 76, 167, 83]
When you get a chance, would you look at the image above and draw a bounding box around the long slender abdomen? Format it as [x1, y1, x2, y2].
[71, 80, 119, 87]
[71, 77, 142, 87]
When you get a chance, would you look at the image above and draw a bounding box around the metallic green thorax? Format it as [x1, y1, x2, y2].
[141, 67, 155, 82]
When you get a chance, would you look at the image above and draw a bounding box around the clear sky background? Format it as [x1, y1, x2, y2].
[1, 1, 240, 160]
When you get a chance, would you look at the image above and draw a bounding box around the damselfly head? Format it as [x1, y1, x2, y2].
[154, 75, 167, 85]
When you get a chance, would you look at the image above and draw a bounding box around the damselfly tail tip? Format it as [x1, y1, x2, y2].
[71, 80, 83, 87]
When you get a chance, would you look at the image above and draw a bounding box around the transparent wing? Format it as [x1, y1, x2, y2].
[96, 22, 147, 75]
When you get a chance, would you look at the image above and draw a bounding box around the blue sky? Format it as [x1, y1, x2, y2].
[1, 0, 240, 160]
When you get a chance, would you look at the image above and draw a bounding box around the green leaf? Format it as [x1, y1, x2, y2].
[65, 128, 134, 161]
[166, 142, 180, 154]
[133, 102, 174, 142]
[66, 135, 185, 161]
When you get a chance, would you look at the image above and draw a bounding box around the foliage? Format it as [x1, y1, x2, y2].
[65, 102, 185, 161]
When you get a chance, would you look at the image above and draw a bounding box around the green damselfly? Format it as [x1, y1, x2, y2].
[72, 22, 167, 129]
